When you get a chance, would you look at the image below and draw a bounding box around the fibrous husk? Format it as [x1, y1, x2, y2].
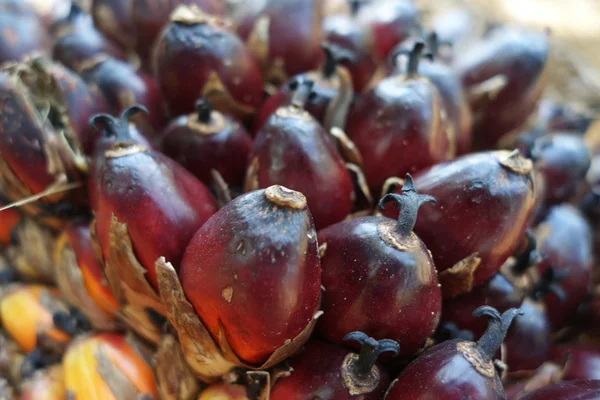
[0, 332, 25, 386]
[155, 334, 202, 400]
[5, 218, 56, 283]
[504, 361, 564, 398]
[53, 232, 120, 331]
[322, 66, 354, 132]
[345, 162, 373, 213]
[438, 253, 482, 298]
[98, 215, 166, 344]
[155, 257, 322, 382]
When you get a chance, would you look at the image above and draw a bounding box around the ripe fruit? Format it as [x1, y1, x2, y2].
[549, 345, 600, 380]
[62, 333, 157, 400]
[504, 362, 563, 399]
[455, 26, 549, 149]
[347, 42, 455, 195]
[78, 55, 165, 136]
[179, 185, 321, 365]
[384, 306, 522, 400]
[519, 380, 600, 400]
[0, 1, 48, 64]
[92, 0, 136, 51]
[51, 3, 126, 72]
[237, 0, 324, 85]
[247, 79, 354, 229]
[318, 175, 441, 356]
[154, 5, 263, 119]
[252, 43, 354, 133]
[384, 150, 536, 296]
[89, 105, 217, 289]
[271, 334, 398, 399]
[0, 202, 20, 246]
[160, 98, 253, 188]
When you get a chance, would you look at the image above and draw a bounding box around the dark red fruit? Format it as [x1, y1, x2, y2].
[504, 362, 564, 400]
[535, 204, 593, 329]
[0, 1, 49, 63]
[51, 4, 126, 72]
[455, 26, 549, 149]
[534, 99, 595, 133]
[154, 5, 263, 120]
[89, 106, 217, 289]
[521, 133, 591, 205]
[317, 176, 441, 356]
[347, 42, 455, 195]
[549, 345, 600, 381]
[130, 0, 224, 68]
[160, 98, 253, 187]
[237, 0, 324, 85]
[92, 0, 136, 51]
[385, 306, 522, 400]
[271, 334, 398, 399]
[384, 150, 536, 296]
[519, 380, 600, 400]
[247, 79, 354, 230]
[322, 7, 377, 91]
[388, 33, 473, 154]
[78, 55, 165, 136]
[179, 185, 321, 364]
[252, 43, 354, 134]
[354, 0, 419, 59]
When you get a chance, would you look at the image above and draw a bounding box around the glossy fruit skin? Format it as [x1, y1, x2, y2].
[0, 2, 48, 63]
[179, 187, 321, 365]
[270, 340, 391, 400]
[161, 107, 253, 187]
[92, 0, 136, 51]
[131, 0, 224, 68]
[388, 50, 473, 154]
[385, 340, 504, 400]
[347, 74, 454, 195]
[549, 345, 600, 380]
[455, 27, 549, 149]
[441, 274, 524, 338]
[63, 333, 157, 400]
[317, 216, 441, 356]
[384, 151, 536, 288]
[237, 0, 324, 85]
[154, 10, 263, 119]
[250, 103, 354, 230]
[532, 133, 591, 205]
[355, 0, 419, 59]
[322, 14, 377, 92]
[51, 5, 126, 72]
[79, 56, 165, 135]
[535, 205, 593, 329]
[519, 380, 600, 400]
[91, 135, 217, 289]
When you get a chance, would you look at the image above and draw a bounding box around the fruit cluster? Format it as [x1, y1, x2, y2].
[0, 0, 599, 399]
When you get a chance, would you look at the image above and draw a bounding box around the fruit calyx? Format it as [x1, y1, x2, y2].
[264, 185, 307, 210]
[379, 174, 436, 236]
[90, 105, 148, 156]
[474, 306, 523, 360]
[321, 42, 354, 79]
[342, 331, 400, 395]
[169, 4, 225, 27]
[277, 79, 316, 119]
[188, 98, 226, 135]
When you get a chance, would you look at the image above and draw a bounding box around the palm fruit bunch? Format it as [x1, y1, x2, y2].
[1, 0, 600, 399]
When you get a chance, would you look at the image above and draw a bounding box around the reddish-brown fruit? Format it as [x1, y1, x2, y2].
[92, 0, 136, 51]
[354, 0, 419, 59]
[179, 185, 321, 365]
[388, 33, 473, 154]
[317, 176, 441, 356]
[504, 362, 564, 400]
[535, 204, 593, 329]
[455, 27, 549, 149]
[384, 150, 536, 294]
[248, 79, 354, 230]
[0, 1, 49, 63]
[385, 307, 522, 400]
[271, 335, 398, 400]
[89, 106, 217, 289]
[154, 5, 263, 119]
[130, 0, 223, 68]
[549, 345, 600, 381]
[198, 383, 252, 399]
[51, 4, 126, 72]
[237, 0, 324, 85]
[252, 43, 354, 134]
[347, 42, 455, 195]
[0, 203, 20, 246]
[519, 380, 600, 400]
[79, 55, 165, 137]
[160, 98, 253, 188]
